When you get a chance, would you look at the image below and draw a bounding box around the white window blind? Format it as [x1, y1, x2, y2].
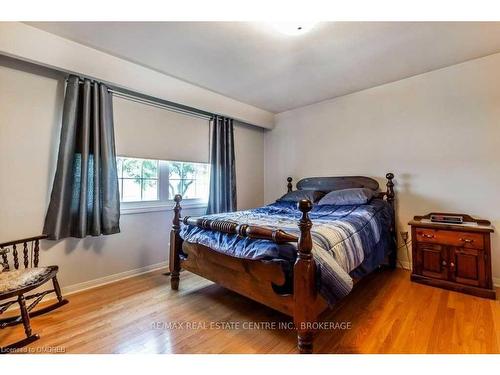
[113, 96, 210, 163]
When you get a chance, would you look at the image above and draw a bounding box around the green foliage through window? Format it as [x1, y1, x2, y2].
[117, 157, 159, 202]
[167, 161, 209, 200]
[117, 157, 210, 203]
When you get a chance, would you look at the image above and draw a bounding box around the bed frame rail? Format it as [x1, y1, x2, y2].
[182, 216, 299, 243]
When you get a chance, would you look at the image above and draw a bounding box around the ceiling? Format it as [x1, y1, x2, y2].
[28, 22, 500, 113]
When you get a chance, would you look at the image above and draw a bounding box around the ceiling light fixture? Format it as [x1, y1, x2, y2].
[269, 22, 318, 36]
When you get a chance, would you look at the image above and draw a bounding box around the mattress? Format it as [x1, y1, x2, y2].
[180, 199, 393, 305]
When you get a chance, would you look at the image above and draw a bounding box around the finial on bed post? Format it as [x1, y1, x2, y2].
[287, 177, 293, 193]
[169, 194, 183, 290]
[173, 194, 182, 230]
[385, 173, 397, 269]
[294, 199, 316, 354]
[297, 200, 313, 258]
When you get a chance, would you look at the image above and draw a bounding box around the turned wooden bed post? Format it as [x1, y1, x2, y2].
[287, 177, 293, 193]
[385, 173, 397, 268]
[294, 199, 316, 354]
[169, 194, 183, 290]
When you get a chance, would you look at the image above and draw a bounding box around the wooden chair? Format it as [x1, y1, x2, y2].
[0, 235, 68, 352]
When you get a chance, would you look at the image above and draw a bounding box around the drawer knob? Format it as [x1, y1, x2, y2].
[441, 260, 447, 266]
[422, 234, 435, 239]
[459, 238, 474, 243]
[450, 262, 455, 270]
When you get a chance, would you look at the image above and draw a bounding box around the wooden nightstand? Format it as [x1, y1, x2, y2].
[409, 213, 496, 299]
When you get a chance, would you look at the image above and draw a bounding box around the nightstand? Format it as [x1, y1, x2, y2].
[409, 212, 496, 299]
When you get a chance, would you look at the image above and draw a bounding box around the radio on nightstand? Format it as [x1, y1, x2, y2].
[430, 214, 463, 224]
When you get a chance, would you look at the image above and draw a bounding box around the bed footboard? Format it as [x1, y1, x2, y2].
[168, 195, 321, 353]
[181, 241, 294, 314]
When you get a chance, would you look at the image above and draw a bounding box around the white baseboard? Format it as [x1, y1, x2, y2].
[10, 256, 500, 309]
[396, 259, 412, 271]
[61, 261, 169, 297]
[3, 261, 169, 314]
[4, 260, 169, 313]
[50, 260, 500, 295]
[493, 277, 500, 288]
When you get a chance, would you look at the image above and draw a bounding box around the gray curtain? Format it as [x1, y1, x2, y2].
[43, 75, 120, 240]
[206, 116, 237, 214]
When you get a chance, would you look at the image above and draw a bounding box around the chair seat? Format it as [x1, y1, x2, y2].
[0, 266, 57, 294]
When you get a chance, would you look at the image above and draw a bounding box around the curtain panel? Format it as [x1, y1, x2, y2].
[206, 115, 237, 214]
[43, 75, 120, 240]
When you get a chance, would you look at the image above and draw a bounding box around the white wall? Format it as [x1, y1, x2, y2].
[265, 52, 500, 283]
[0, 55, 265, 292]
[0, 22, 275, 129]
[234, 121, 265, 210]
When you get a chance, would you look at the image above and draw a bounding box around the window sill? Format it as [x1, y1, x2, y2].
[120, 202, 207, 215]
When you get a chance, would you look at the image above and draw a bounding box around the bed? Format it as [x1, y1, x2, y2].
[169, 173, 396, 353]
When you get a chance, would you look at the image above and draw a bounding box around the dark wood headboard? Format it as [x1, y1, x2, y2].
[295, 176, 379, 192]
[286, 172, 397, 268]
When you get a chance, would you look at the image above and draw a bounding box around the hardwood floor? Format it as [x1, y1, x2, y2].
[1, 268, 499, 354]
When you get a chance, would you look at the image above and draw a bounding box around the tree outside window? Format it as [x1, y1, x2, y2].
[117, 157, 210, 203]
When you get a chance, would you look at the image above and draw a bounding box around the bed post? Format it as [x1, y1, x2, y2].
[169, 194, 182, 290]
[287, 177, 293, 193]
[385, 173, 397, 269]
[294, 199, 316, 354]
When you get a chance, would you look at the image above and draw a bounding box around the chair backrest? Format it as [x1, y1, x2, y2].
[0, 235, 47, 271]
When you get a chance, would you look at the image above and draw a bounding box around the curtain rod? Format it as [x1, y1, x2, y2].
[1, 53, 225, 124]
[67, 76, 215, 122]
[109, 90, 213, 121]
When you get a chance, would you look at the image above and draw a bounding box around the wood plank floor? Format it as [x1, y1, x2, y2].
[1, 268, 499, 353]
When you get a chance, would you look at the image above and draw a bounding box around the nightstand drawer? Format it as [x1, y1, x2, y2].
[415, 228, 484, 249]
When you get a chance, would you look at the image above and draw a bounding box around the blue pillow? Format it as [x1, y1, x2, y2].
[277, 190, 325, 203]
[317, 188, 375, 206]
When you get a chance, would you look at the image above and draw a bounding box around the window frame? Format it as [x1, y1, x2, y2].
[118, 157, 160, 203]
[118, 156, 210, 215]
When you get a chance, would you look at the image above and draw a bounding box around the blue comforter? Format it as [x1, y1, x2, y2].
[180, 199, 393, 305]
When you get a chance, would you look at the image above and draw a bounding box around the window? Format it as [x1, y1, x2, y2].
[117, 156, 210, 212]
[167, 161, 210, 200]
[117, 157, 159, 202]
